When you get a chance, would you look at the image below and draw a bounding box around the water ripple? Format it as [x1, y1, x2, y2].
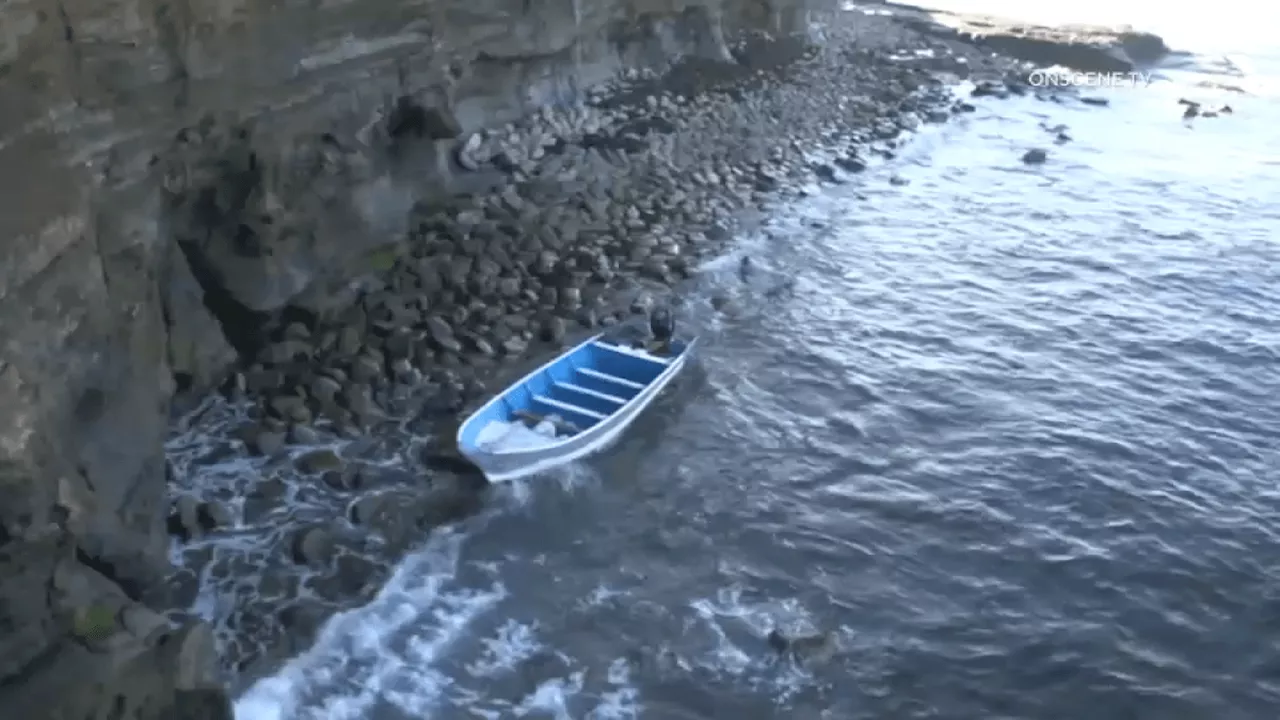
[657, 83, 1280, 718]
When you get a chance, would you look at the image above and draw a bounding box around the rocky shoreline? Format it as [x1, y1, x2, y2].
[0, 0, 1166, 716]
[165, 17, 966, 682]
[168, 5, 1126, 688]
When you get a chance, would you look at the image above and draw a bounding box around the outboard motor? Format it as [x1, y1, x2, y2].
[649, 305, 675, 354]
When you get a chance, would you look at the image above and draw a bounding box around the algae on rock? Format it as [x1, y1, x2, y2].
[71, 604, 121, 643]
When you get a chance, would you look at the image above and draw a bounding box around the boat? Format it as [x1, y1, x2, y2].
[455, 332, 698, 482]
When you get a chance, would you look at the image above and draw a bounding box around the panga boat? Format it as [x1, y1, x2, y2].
[455, 332, 698, 482]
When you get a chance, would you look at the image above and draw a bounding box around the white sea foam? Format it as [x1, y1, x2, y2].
[465, 618, 544, 677]
[233, 529, 504, 720]
[688, 585, 828, 701]
[511, 670, 586, 718]
[230, 479, 652, 720]
[591, 658, 643, 719]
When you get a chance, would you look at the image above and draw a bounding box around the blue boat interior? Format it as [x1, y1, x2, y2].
[459, 338, 690, 448]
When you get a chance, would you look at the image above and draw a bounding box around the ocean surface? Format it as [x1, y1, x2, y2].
[217, 2, 1280, 718]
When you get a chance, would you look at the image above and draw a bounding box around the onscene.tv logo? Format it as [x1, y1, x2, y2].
[1026, 69, 1155, 88]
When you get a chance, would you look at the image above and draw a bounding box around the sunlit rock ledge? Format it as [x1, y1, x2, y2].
[884, 3, 1170, 73]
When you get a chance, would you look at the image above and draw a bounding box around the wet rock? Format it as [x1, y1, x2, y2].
[261, 340, 313, 366]
[346, 490, 423, 549]
[170, 620, 224, 690]
[199, 501, 233, 531]
[766, 628, 840, 666]
[383, 330, 415, 360]
[239, 424, 287, 456]
[279, 601, 329, 637]
[390, 357, 417, 383]
[417, 474, 488, 531]
[295, 448, 344, 475]
[1021, 148, 1048, 165]
[971, 80, 1007, 99]
[337, 326, 363, 356]
[470, 335, 497, 357]
[268, 393, 308, 420]
[310, 374, 343, 403]
[290, 525, 336, 567]
[166, 497, 202, 542]
[350, 353, 384, 384]
[289, 424, 323, 445]
[538, 315, 568, 343]
[576, 307, 599, 329]
[321, 465, 366, 492]
[240, 474, 288, 524]
[342, 382, 381, 423]
[1003, 78, 1029, 96]
[425, 316, 463, 352]
[812, 163, 839, 183]
[220, 371, 249, 400]
[283, 322, 311, 340]
[313, 554, 384, 601]
[833, 155, 866, 173]
[347, 492, 390, 527]
[924, 109, 950, 123]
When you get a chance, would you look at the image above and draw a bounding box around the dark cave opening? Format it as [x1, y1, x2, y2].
[175, 237, 270, 361]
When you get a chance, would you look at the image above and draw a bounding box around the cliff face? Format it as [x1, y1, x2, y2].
[0, 0, 820, 715]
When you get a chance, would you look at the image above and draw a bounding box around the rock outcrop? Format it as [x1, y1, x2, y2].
[1, 0, 828, 715]
[0, 529, 230, 719]
[885, 4, 1170, 73]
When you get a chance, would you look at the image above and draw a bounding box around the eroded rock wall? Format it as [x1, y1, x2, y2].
[0, 0, 824, 715]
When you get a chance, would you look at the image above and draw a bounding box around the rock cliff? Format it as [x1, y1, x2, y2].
[0, 0, 825, 715]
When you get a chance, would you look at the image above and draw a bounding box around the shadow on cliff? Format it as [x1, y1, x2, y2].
[156, 107, 442, 363]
